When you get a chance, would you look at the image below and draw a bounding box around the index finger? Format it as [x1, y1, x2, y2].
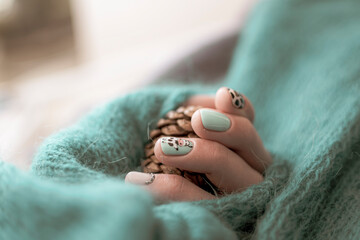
[184, 87, 255, 123]
[215, 87, 255, 123]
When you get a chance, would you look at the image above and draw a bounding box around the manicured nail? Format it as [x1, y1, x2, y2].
[200, 109, 231, 131]
[126, 172, 155, 185]
[227, 88, 245, 109]
[160, 137, 193, 155]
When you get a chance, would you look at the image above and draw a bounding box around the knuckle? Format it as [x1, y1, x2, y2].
[208, 142, 227, 171]
[238, 117, 256, 136]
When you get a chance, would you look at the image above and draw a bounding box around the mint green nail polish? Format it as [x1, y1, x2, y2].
[200, 109, 231, 131]
[161, 137, 193, 155]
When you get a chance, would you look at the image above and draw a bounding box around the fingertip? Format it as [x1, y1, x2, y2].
[216, 86, 230, 96]
[154, 138, 164, 162]
[191, 109, 207, 138]
[190, 109, 200, 128]
[124, 171, 132, 183]
[125, 171, 146, 184]
[215, 86, 255, 122]
[215, 87, 233, 112]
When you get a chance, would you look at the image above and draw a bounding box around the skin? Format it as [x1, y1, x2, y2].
[125, 87, 272, 202]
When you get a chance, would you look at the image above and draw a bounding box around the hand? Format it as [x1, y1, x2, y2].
[125, 87, 272, 202]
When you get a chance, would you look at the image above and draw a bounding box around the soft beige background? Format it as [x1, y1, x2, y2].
[0, 0, 256, 169]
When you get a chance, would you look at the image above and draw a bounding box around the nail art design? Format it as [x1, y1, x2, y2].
[200, 109, 231, 132]
[161, 137, 193, 155]
[126, 172, 156, 185]
[145, 173, 156, 185]
[228, 88, 245, 109]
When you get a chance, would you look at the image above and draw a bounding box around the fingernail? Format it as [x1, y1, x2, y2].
[200, 109, 231, 131]
[126, 172, 155, 185]
[160, 137, 193, 155]
[227, 88, 245, 109]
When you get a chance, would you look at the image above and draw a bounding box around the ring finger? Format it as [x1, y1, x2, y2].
[154, 137, 263, 193]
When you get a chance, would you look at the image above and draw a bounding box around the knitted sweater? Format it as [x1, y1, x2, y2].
[1, 0, 360, 239]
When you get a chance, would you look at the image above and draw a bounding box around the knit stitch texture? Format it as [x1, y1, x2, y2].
[1, 0, 360, 239]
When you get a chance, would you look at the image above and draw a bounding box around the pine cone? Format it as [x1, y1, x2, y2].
[142, 105, 218, 195]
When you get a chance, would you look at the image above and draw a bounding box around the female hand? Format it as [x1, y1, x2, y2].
[125, 87, 272, 201]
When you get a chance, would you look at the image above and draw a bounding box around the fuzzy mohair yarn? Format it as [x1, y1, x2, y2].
[1, 0, 360, 239]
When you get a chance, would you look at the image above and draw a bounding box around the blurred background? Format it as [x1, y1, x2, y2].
[0, 0, 255, 169]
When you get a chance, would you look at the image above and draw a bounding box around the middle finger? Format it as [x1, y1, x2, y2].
[191, 108, 272, 173]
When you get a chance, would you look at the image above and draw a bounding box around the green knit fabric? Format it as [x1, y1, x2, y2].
[2, 0, 360, 239]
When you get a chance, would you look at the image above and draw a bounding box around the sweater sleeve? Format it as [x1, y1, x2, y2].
[1, 160, 236, 240]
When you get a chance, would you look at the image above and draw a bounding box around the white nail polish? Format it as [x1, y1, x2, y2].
[126, 172, 155, 185]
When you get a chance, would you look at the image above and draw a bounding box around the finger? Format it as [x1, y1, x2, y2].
[184, 94, 215, 108]
[215, 87, 255, 122]
[154, 137, 263, 193]
[125, 171, 215, 202]
[191, 109, 272, 173]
